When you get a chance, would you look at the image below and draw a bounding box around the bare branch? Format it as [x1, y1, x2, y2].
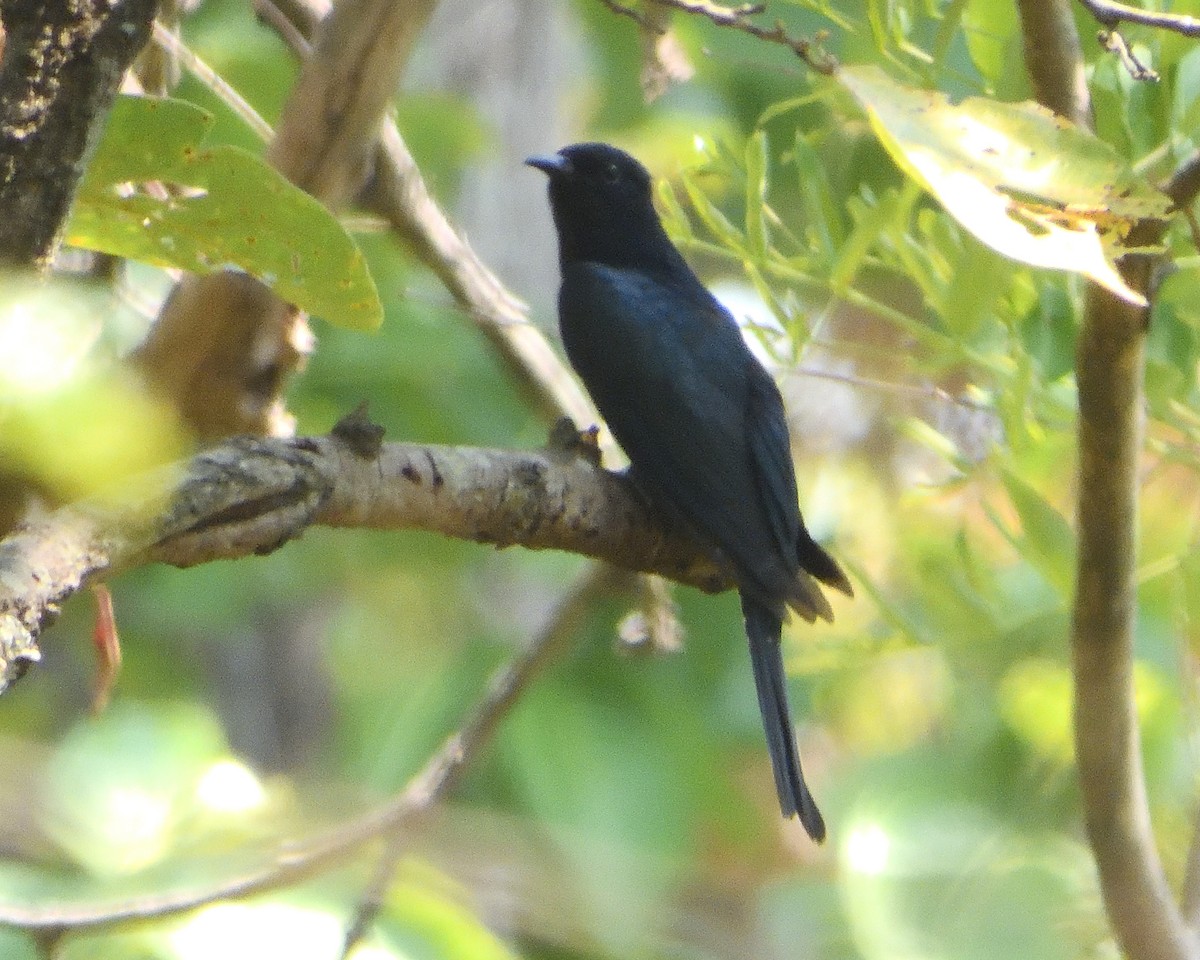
[0, 564, 621, 932]
[133, 0, 436, 439]
[251, 0, 599, 431]
[1077, 0, 1200, 38]
[1015, 0, 1091, 125]
[150, 21, 274, 142]
[266, 0, 435, 207]
[1181, 810, 1200, 928]
[340, 563, 625, 957]
[1074, 279, 1197, 960]
[0, 424, 732, 689]
[255, 0, 686, 705]
[593, 0, 837, 74]
[1018, 4, 1198, 959]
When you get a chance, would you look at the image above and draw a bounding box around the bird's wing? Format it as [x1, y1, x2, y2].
[744, 348, 834, 621]
[559, 263, 793, 595]
[744, 361, 802, 563]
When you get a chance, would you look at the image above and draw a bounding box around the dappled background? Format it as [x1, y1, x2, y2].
[3, 0, 1200, 958]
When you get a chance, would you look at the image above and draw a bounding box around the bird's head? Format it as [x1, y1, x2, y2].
[526, 143, 673, 270]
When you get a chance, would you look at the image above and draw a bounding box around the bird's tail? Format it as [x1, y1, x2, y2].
[742, 596, 826, 842]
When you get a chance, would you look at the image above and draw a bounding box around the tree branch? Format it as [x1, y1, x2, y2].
[0, 563, 622, 932]
[1075, 282, 1198, 960]
[1018, 3, 1199, 958]
[0, 421, 730, 691]
[1015, 0, 1091, 126]
[0, 0, 158, 271]
[256, 0, 600, 430]
[1077, 0, 1200, 38]
[592, 0, 836, 73]
[258, 0, 687, 658]
[133, 0, 437, 439]
[1182, 811, 1200, 929]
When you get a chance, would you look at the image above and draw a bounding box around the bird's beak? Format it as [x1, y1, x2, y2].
[525, 153, 572, 177]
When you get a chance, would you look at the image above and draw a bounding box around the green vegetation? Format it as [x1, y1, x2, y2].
[3, 0, 1199, 958]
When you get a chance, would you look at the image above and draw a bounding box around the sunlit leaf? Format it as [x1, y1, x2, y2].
[382, 866, 520, 960]
[0, 281, 187, 501]
[744, 131, 769, 261]
[42, 703, 228, 875]
[681, 172, 744, 251]
[831, 184, 919, 291]
[656, 180, 694, 242]
[838, 65, 1171, 306]
[998, 658, 1073, 764]
[897, 417, 971, 474]
[67, 95, 382, 330]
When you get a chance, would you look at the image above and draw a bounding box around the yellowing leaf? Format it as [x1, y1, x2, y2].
[838, 65, 1171, 307]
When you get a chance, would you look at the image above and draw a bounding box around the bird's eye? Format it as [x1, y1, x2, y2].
[602, 162, 621, 184]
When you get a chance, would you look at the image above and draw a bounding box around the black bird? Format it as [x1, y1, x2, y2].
[527, 142, 852, 842]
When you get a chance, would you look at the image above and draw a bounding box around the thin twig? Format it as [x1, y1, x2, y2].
[1097, 27, 1159, 82]
[253, 0, 314, 55]
[1077, 0, 1200, 37]
[0, 565, 624, 932]
[254, 0, 686, 708]
[339, 564, 627, 957]
[151, 21, 275, 141]
[793, 364, 995, 413]
[593, 0, 837, 74]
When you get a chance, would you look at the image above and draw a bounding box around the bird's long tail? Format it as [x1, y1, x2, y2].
[741, 596, 826, 842]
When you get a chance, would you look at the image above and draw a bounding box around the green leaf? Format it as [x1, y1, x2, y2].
[67, 95, 382, 330]
[831, 182, 920, 292]
[744, 131, 769, 261]
[791, 130, 845, 256]
[744, 260, 792, 332]
[838, 65, 1172, 307]
[1000, 470, 1075, 595]
[961, 0, 1021, 90]
[897, 416, 971, 474]
[681, 172, 744, 252]
[656, 180, 693, 242]
[42, 702, 229, 875]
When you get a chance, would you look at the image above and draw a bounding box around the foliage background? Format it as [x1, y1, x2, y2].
[3, 0, 1200, 958]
